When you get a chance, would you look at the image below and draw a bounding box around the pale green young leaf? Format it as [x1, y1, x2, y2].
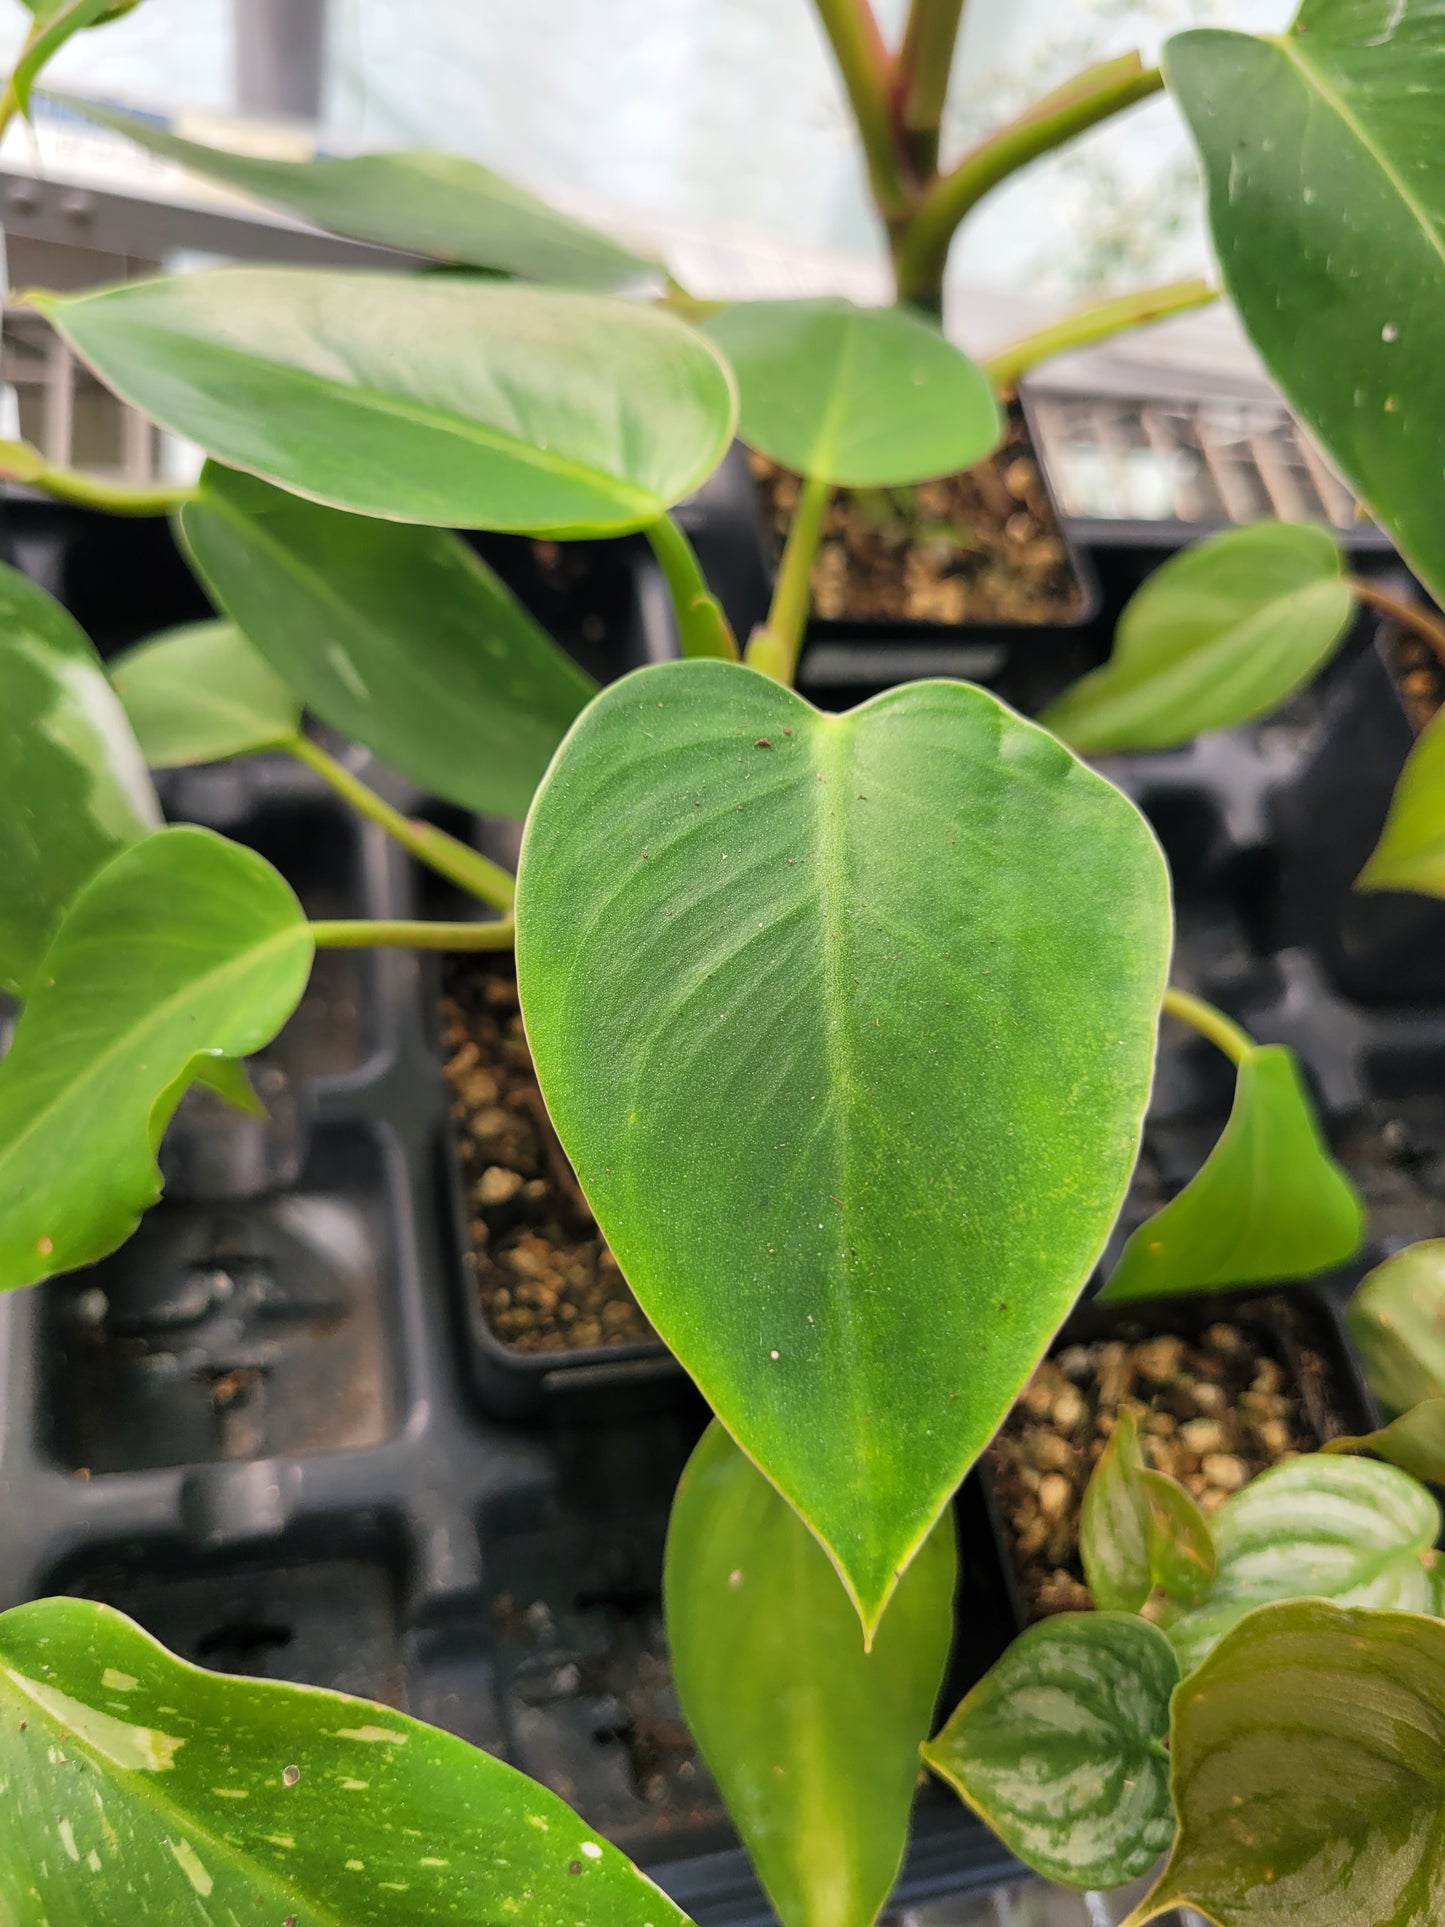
[0, 1595, 688, 1927]
[0, 827, 313, 1294]
[1101, 1045, 1364, 1302]
[12, 2, 139, 108]
[110, 620, 301, 767]
[33, 269, 737, 536]
[516, 659, 1171, 1631]
[665, 1422, 955, 1927]
[1358, 705, 1445, 896]
[1079, 1406, 1153, 1612]
[1126, 1601, 1445, 1927]
[924, 1613, 1179, 1890]
[0, 559, 160, 996]
[1323, 1398, 1445, 1486]
[1040, 522, 1352, 753]
[1140, 1468, 1216, 1609]
[1346, 1241, 1445, 1416]
[705, 298, 1000, 487]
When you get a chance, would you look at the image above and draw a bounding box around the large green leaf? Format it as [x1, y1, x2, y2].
[515, 659, 1171, 1630]
[923, 1614, 1179, 1891]
[0, 559, 160, 996]
[32, 268, 737, 535]
[704, 298, 1000, 487]
[1080, 1407, 1215, 1612]
[1347, 1240, 1445, 1416]
[13, 2, 139, 109]
[1358, 705, 1445, 896]
[1126, 1601, 1445, 1927]
[1101, 1044, 1364, 1302]
[1158, 1453, 1445, 1675]
[180, 467, 594, 818]
[50, 94, 658, 289]
[0, 1595, 687, 1927]
[1040, 522, 1353, 754]
[1324, 1398, 1445, 1485]
[1165, 3, 1445, 607]
[110, 619, 300, 767]
[664, 1422, 955, 1927]
[0, 827, 312, 1294]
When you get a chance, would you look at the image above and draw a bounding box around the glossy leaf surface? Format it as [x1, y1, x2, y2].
[1358, 705, 1445, 896]
[110, 619, 300, 767]
[33, 268, 737, 535]
[182, 466, 594, 817]
[1128, 1601, 1445, 1927]
[0, 827, 312, 1294]
[1040, 522, 1352, 753]
[1324, 1398, 1445, 1486]
[0, 1595, 688, 1926]
[705, 297, 1000, 486]
[1159, 1453, 1445, 1675]
[52, 94, 657, 288]
[1166, 2, 1445, 606]
[0, 560, 160, 996]
[924, 1613, 1178, 1890]
[1080, 1408, 1214, 1611]
[1102, 1044, 1364, 1302]
[1347, 1240, 1445, 1415]
[665, 1422, 955, 1927]
[516, 660, 1171, 1629]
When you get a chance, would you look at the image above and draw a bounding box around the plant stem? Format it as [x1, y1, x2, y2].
[311, 916, 516, 951]
[644, 514, 739, 660]
[811, 0, 911, 224]
[894, 54, 1164, 310]
[287, 734, 516, 911]
[983, 278, 1217, 392]
[746, 472, 831, 686]
[1348, 577, 1445, 670]
[0, 438, 195, 516]
[1162, 987, 1254, 1065]
[896, 0, 967, 177]
[0, 20, 41, 144]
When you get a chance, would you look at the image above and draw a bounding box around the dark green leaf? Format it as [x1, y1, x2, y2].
[1102, 1044, 1364, 1302]
[1324, 1398, 1445, 1485]
[13, 2, 139, 109]
[48, 94, 658, 289]
[181, 467, 594, 818]
[0, 1594, 688, 1926]
[0, 559, 160, 996]
[32, 268, 737, 535]
[923, 1613, 1179, 1891]
[0, 827, 312, 1294]
[665, 1422, 955, 1927]
[1040, 522, 1353, 753]
[1358, 704, 1445, 895]
[704, 298, 1000, 486]
[1126, 1600, 1445, 1927]
[1346, 1240, 1445, 1416]
[110, 620, 300, 767]
[1165, 3, 1445, 606]
[1080, 1408, 1215, 1611]
[1158, 1453, 1445, 1675]
[515, 660, 1171, 1631]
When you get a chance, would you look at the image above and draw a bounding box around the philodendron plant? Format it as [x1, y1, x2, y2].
[4, 1, 1445, 1924]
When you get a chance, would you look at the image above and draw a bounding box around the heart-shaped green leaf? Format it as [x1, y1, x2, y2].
[1126, 1601, 1445, 1927]
[1165, 4, 1445, 606]
[0, 559, 160, 997]
[180, 466, 594, 817]
[33, 268, 737, 536]
[49, 94, 658, 289]
[0, 1595, 687, 1927]
[704, 298, 1000, 486]
[1158, 1454, 1445, 1675]
[1347, 1241, 1445, 1416]
[1040, 522, 1353, 754]
[1324, 1398, 1445, 1485]
[664, 1421, 955, 1927]
[516, 659, 1171, 1630]
[0, 826, 312, 1294]
[1358, 704, 1445, 896]
[1101, 1044, 1365, 1302]
[1080, 1407, 1215, 1612]
[923, 1613, 1179, 1890]
[13, 1, 139, 108]
[110, 619, 301, 768]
